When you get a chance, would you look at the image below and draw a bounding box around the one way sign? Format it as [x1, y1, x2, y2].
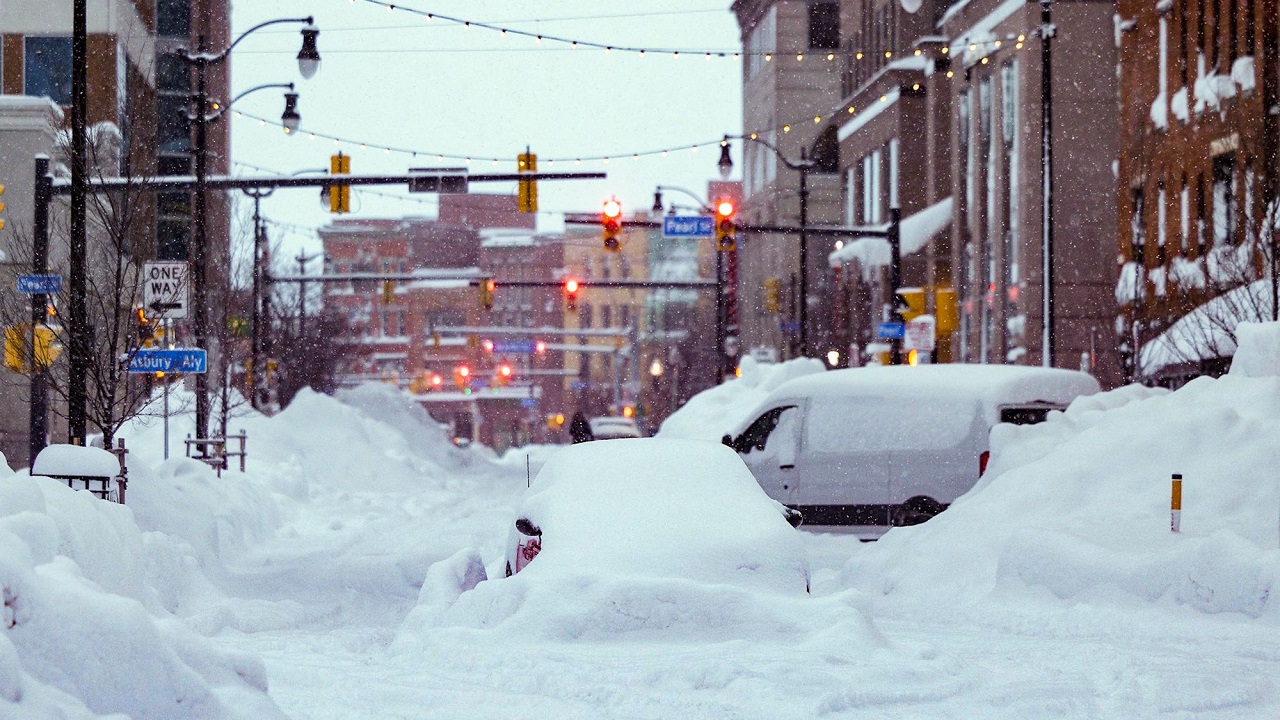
[143, 261, 189, 319]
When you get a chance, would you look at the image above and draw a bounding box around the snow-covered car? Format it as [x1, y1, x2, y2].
[587, 416, 643, 440]
[724, 364, 1100, 538]
[502, 438, 808, 593]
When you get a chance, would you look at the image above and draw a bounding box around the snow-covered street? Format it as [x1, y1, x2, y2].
[5, 326, 1280, 719]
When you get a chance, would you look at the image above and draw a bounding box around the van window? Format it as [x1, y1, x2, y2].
[805, 396, 979, 452]
[735, 406, 796, 453]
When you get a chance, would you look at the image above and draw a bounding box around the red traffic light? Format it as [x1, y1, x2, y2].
[564, 278, 579, 294]
[535, 340, 547, 355]
[430, 373, 443, 387]
[715, 199, 735, 218]
[499, 364, 512, 378]
[482, 339, 494, 353]
[602, 199, 622, 219]
[457, 365, 470, 378]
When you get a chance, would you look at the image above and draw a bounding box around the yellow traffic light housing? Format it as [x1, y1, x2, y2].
[714, 199, 736, 251]
[0, 183, 6, 231]
[601, 198, 622, 252]
[479, 277, 495, 310]
[896, 287, 926, 321]
[517, 151, 537, 213]
[329, 153, 351, 213]
[382, 279, 395, 304]
[763, 277, 781, 314]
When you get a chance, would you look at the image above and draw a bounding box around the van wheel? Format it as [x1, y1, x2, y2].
[891, 497, 943, 527]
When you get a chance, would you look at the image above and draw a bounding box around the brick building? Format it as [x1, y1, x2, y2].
[1116, 0, 1279, 384]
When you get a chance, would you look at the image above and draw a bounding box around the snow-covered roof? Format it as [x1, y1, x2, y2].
[748, 363, 1099, 430]
[827, 196, 953, 271]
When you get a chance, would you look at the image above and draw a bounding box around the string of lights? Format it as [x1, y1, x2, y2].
[231, 27, 1040, 168]
[348, 0, 1036, 63]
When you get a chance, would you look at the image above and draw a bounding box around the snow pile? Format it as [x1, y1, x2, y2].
[657, 356, 825, 441]
[0, 460, 287, 720]
[844, 324, 1280, 620]
[398, 439, 862, 643]
[1170, 86, 1190, 122]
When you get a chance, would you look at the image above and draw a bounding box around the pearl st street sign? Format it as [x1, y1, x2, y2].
[17, 274, 62, 294]
[143, 261, 189, 319]
[661, 215, 715, 239]
[127, 348, 207, 375]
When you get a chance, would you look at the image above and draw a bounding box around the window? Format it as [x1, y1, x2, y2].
[24, 36, 73, 105]
[380, 308, 405, 337]
[746, 7, 776, 78]
[1212, 153, 1235, 245]
[888, 139, 899, 209]
[732, 406, 796, 453]
[601, 305, 612, 328]
[1131, 186, 1146, 265]
[861, 152, 881, 224]
[808, 2, 840, 50]
[620, 305, 631, 329]
[157, 95, 191, 155]
[157, 0, 192, 39]
[157, 54, 190, 92]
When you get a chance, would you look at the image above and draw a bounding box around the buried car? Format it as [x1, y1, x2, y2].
[502, 437, 809, 594]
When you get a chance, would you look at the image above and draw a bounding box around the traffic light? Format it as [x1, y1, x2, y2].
[135, 307, 152, 345]
[564, 278, 580, 310]
[896, 287, 926, 321]
[329, 152, 351, 213]
[601, 198, 622, 252]
[714, 199, 736, 251]
[453, 364, 470, 389]
[517, 150, 537, 213]
[0, 183, 6, 231]
[479, 277, 495, 310]
[763, 277, 781, 314]
[535, 340, 547, 355]
[430, 372, 443, 390]
[482, 339, 494, 354]
[496, 363, 513, 386]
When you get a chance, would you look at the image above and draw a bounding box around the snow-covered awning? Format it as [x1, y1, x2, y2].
[827, 196, 953, 271]
[1138, 278, 1275, 378]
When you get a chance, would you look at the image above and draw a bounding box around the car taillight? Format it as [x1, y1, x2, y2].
[979, 450, 991, 476]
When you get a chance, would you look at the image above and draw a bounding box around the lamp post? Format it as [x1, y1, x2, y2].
[179, 16, 319, 440]
[718, 135, 817, 358]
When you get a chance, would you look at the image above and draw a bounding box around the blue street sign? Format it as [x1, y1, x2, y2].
[779, 320, 800, 334]
[493, 339, 537, 354]
[877, 321, 906, 340]
[17, 274, 62, 294]
[127, 348, 207, 375]
[571, 380, 587, 392]
[520, 396, 538, 408]
[661, 215, 715, 239]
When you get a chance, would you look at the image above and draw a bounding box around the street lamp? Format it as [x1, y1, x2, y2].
[718, 134, 817, 358]
[178, 16, 320, 441]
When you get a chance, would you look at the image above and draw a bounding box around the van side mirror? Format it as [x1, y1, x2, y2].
[721, 434, 734, 448]
[515, 517, 542, 537]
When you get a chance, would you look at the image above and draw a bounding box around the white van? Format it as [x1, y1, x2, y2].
[722, 364, 1100, 537]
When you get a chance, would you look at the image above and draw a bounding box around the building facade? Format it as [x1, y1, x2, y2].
[732, 0, 845, 361]
[1117, 0, 1279, 384]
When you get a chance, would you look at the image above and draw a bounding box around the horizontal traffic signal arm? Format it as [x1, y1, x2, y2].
[564, 216, 895, 238]
[47, 171, 606, 195]
[431, 325, 634, 338]
[270, 274, 716, 289]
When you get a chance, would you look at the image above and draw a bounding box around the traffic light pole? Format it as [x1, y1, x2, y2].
[29, 156, 51, 463]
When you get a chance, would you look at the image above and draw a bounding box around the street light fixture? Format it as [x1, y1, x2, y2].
[281, 92, 302, 133]
[717, 134, 817, 358]
[178, 15, 320, 442]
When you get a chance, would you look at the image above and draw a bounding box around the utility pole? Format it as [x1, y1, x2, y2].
[244, 188, 273, 409]
[888, 207, 903, 365]
[296, 251, 321, 338]
[1040, 0, 1056, 367]
[67, 0, 88, 445]
[797, 147, 811, 358]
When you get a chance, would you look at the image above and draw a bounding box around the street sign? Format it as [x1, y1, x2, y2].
[493, 339, 537, 354]
[904, 315, 937, 352]
[779, 320, 800, 334]
[127, 348, 207, 374]
[876, 321, 906, 340]
[17, 274, 62, 294]
[143, 262, 189, 319]
[661, 215, 715, 239]
[520, 396, 537, 408]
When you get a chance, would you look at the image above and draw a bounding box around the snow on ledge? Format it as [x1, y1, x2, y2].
[828, 197, 953, 274]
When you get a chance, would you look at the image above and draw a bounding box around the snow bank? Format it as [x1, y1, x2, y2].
[657, 356, 825, 441]
[0, 466, 287, 720]
[842, 362, 1280, 621]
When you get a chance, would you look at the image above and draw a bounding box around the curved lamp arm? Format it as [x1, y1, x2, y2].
[721, 133, 816, 176]
[654, 185, 711, 214]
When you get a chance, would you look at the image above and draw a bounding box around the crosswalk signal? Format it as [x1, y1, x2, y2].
[0, 183, 6, 230]
[714, 199, 736, 252]
[135, 307, 151, 345]
[517, 150, 537, 213]
[329, 152, 351, 213]
[601, 198, 622, 252]
[564, 278, 580, 310]
[479, 277, 495, 310]
[763, 277, 781, 314]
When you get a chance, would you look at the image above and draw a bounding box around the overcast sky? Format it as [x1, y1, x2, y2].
[229, 1, 743, 261]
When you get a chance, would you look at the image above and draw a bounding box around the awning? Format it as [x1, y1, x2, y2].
[828, 196, 953, 271]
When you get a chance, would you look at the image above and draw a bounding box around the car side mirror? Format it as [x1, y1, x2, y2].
[721, 434, 734, 448]
[783, 507, 804, 528]
[515, 517, 542, 537]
